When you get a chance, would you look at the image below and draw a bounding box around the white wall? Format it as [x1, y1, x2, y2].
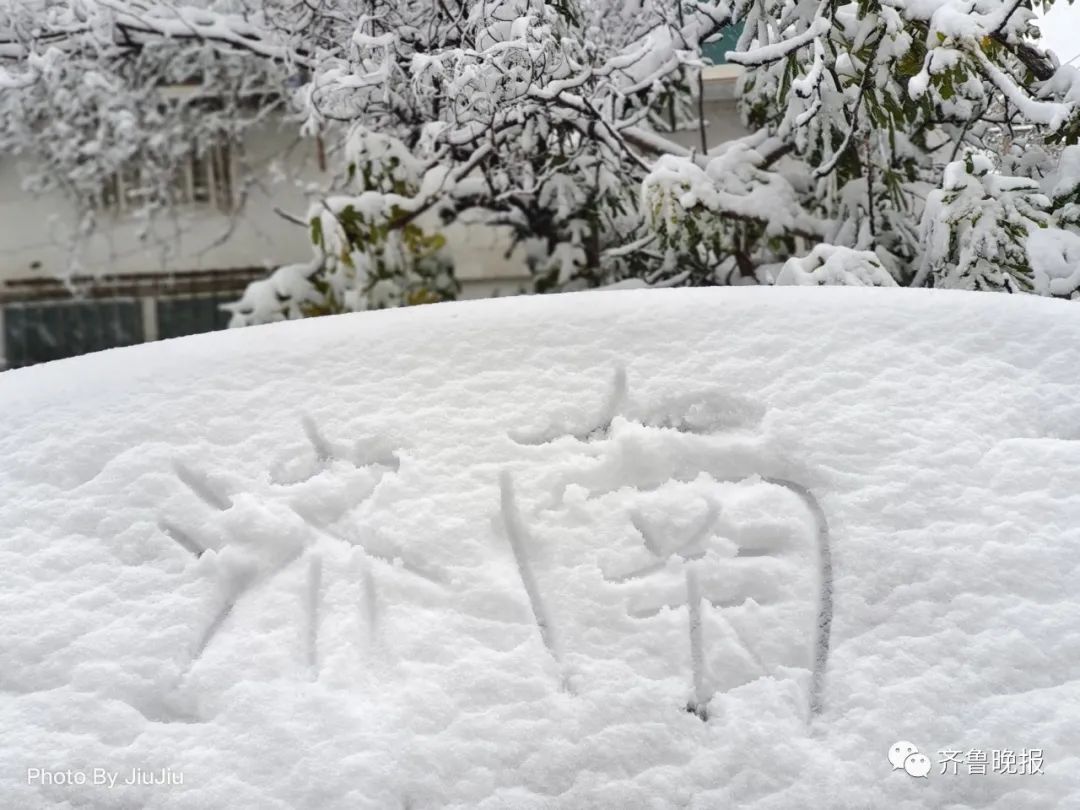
[0, 122, 318, 282]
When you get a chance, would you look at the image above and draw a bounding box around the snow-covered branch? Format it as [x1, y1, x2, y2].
[5, 0, 1080, 306]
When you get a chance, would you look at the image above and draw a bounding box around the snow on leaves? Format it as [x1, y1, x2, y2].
[644, 0, 1080, 292]
[5, 1, 1080, 297]
[1, 0, 735, 299]
[774, 244, 897, 287]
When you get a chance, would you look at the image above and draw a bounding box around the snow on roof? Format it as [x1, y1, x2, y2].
[1, 286, 1078, 807]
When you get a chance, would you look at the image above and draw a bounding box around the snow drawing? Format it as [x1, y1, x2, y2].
[159, 416, 437, 689]
[506, 366, 832, 721]
[154, 369, 830, 727]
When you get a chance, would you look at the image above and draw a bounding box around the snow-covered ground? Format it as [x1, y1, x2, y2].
[1, 287, 1078, 809]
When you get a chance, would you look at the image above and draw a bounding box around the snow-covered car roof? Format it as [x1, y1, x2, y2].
[1, 287, 1078, 807]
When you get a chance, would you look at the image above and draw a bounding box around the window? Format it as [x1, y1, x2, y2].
[178, 143, 234, 210]
[156, 295, 231, 340]
[2, 299, 142, 368]
[0, 268, 265, 369]
[98, 142, 234, 214]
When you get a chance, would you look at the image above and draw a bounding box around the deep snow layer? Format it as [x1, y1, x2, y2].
[1, 287, 1078, 809]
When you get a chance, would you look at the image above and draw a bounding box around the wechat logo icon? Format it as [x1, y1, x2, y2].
[889, 741, 931, 778]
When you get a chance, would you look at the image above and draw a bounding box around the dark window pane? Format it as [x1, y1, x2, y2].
[157, 297, 230, 340]
[2, 299, 142, 368]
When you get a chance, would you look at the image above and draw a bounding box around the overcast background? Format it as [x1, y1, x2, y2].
[1039, 1, 1080, 65]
